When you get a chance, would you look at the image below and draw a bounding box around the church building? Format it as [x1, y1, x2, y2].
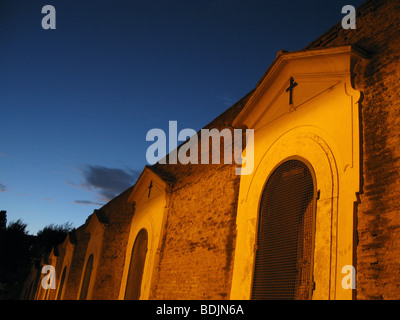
[21, 0, 400, 300]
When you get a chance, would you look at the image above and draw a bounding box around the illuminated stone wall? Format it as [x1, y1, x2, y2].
[148, 95, 251, 299]
[89, 188, 134, 299]
[305, 0, 400, 300]
[24, 0, 400, 301]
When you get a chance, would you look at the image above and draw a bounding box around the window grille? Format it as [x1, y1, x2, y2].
[125, 228, 148, 300]
[252, 159, 316, 300]
[80, 254, 94, 300]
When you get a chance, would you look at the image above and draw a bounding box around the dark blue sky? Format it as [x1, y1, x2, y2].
[0, 0, 365, 234]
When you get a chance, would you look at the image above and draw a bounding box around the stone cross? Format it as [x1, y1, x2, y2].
[286, 77, 298, 105]
[148, 181, 153, 198]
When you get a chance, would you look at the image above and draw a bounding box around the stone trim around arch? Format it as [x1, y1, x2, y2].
[231, 127, 359, 300]
[76, 212, 107, 300]
[118, 167, 171, 300]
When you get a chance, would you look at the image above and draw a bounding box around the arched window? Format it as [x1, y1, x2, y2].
[125, 228, 148, 300]
[56, 266, 67, 300]
[79, 254, 94, 300]
[252, 159, 316, 300]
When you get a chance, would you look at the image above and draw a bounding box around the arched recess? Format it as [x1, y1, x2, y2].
[56, 266, 67, 300]
[230, 127, 352, 300]
[54, 232, 75, 300]
[252, 158, 317, 300]
[230, 45, 364, 300]
[77, 211, 107, 300]
[119, 212, 156, 300]
[118, 166, 173, 300]
[124, 228, 149, 300]
[79, 254, 94, 300]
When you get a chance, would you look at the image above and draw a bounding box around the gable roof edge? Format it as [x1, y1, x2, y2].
[232, 45, 368, 128]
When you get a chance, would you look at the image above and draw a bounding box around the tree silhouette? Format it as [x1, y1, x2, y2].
[0, 218, 34, 299]
[32, 222, 74, 260]
[0, 211, 74, 300]
[0, 211, 6, 230]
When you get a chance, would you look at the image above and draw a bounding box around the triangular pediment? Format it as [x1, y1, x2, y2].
[66, 231, 77, 246]
[60, 232, 77, 250]
[49, 245, 59, 259]
[84, 209, 108, 234]
[233, 45, 369, 129]
[57, 232, 76, 260]
[128, 165, 174, 205]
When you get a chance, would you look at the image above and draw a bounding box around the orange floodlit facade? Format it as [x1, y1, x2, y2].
[21, 0, 400, 300]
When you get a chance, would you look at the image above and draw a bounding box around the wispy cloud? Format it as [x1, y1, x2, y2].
[43, 198, 52, 201]
[217, 93, 236, 107]
[0, 183, 7, 192]
[216, 92, 236, 107]
[74, 200, 104, 206]
[67, 165, 140, 205]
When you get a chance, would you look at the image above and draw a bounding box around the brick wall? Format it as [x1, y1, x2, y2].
[148, 94, 251, 299]
[28, 0, 400, 300]
[62, 226, 89, 300]
[306, 0, 400, 299]
[59, 187, 133, 300]
[49, 90, 252, 300]
[90, 187, 134, 299]
[149, 163, 240, 299]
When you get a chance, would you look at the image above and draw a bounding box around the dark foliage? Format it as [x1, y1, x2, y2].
[0, 211, 74, 300]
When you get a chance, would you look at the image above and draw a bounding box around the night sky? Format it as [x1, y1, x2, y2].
[0, 0, 365, 234]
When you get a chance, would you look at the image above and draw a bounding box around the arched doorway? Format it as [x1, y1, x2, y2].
[125, 228, 148, 300]
[79, 254, 94, 300]
[252, 159, 316, 300]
